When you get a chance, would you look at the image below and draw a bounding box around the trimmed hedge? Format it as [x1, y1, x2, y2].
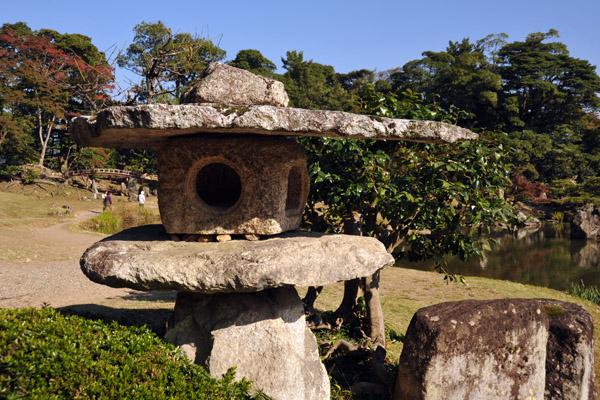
[0, 308, 268, 399]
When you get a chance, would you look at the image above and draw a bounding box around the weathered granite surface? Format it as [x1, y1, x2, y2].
[180, 62, 289, 107]
[394, 298, 596, 400]
[80, 225, 395, 293]
[70, 104, 478, 150]
[165, 288, 329, 400]
[571, 203, 600, 240]
[158, 135, 309, 235]
[541, 299, 597, 400]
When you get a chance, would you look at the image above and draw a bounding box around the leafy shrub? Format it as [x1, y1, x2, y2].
[582, 176, 600, 197]
[550, 211, 564, 223]
[510, 173, 551, 204]
[0, 308, 266, 399]
[551, 178, 579, 198]
[83, 211, 122, 234]
[0, 165, 21, 181]
[80, 202, 161, 234]
[22, 169, 39, 184]
[567, 282, 600, 305]
[553, 195, 600, 209]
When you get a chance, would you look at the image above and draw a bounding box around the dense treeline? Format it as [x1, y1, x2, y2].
[271, 30, 600, 186]
[2, 22, 598, 188]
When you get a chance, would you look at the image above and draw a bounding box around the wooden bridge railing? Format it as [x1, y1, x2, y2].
[63, 168, 142, 179]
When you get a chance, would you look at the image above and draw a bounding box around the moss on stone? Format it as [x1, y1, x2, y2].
[544, 304, 566, 318]
[213, 104, 251, 117]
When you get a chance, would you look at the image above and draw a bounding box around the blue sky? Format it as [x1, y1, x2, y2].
[3, 0, 599, 89]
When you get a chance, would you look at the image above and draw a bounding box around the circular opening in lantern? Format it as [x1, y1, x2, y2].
[195, 162, 242, 210]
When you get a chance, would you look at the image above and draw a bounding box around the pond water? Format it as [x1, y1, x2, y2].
[397, 223, 600, 291]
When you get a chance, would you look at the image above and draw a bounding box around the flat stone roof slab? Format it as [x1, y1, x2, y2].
[71, 104, 478, 150]
[80, 225, 395, 293]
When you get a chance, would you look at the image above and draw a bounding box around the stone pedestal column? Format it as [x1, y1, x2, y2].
[165, 287, 329, 400]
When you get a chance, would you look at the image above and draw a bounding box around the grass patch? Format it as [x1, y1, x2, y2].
[0, 308, 267, 399]
[80, 202, 161, 234]
[0, 191, 62, 226]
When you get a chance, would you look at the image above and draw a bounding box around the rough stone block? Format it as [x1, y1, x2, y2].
[158, 134, 309, 235]
[165, 287, 329, 400]
[571, 203, 600, 240]
[541, 299, 597, 400]
[393, 298, 597, 400]
[180, 61, 289, 107]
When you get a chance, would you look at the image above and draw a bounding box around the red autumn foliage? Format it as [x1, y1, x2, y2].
[511, 173, 552, 204]
[0, 28, 115, 111]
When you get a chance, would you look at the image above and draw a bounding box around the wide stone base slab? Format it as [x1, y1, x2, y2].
[80, 225, 394, 293]
[165, 287, 329, 400]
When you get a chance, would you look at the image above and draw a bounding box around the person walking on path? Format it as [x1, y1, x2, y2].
[138, 190, 146, 207]
[103, 191, 112, 211]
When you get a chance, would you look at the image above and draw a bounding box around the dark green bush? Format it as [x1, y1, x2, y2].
[22, 169, 39, 184]
[551, 178, 579, 198]
[0, 308, 267, 399]
[568, 282, 600, 305]
[552, 195, 600, 209]
[582, 176, 600, 197]
[0, 165, 21, 181]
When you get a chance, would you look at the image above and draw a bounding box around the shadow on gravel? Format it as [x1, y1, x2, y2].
[121, 291, 177, 302]
[59, 304, 173, 337]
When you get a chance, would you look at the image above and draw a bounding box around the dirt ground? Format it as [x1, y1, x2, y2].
[0, 205, 138, 308]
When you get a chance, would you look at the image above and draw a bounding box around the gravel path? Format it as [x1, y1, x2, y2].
[0, 210, 140, 309]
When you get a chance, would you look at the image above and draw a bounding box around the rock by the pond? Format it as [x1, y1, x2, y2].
[571, 203, 600, 240]
[572, 240, 600, 268]
[70, 104, 478, 150]
[180, 62, 289, 107]
[394, 298, 596, 400]
[158, 135, 309, 235]
[165, 287, 329, 400]
[80, 225, 395, 293]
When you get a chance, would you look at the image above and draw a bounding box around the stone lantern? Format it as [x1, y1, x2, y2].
[158, 134, 309, 235]
[72, 62, 478, 400]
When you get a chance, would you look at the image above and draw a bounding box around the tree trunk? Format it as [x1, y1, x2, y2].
[364, 270, 385, 347]
[0, 128, 8, 149]
[61, 152, 70, 173]
[302, 286, 323, 312]
[334, 278, 361, 325]
[333, 210, 388, 339]
[37, 112, 54, 167]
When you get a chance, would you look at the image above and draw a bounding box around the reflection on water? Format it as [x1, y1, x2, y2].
[397, 223, 600, 291]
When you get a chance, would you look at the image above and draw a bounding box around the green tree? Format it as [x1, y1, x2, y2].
[302, 85, 514, 346]
[228, 49, 277, 78]
[1, 27, 72, 167]
[389, 30, 600, 182]
[0, 22, 114, 169]
[496, 30, 600, 180]
[280, 50, 356, 111]
[498, 29, 600, 133]
[391, 38, 504, 129]
[117, 21, 226, 104]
